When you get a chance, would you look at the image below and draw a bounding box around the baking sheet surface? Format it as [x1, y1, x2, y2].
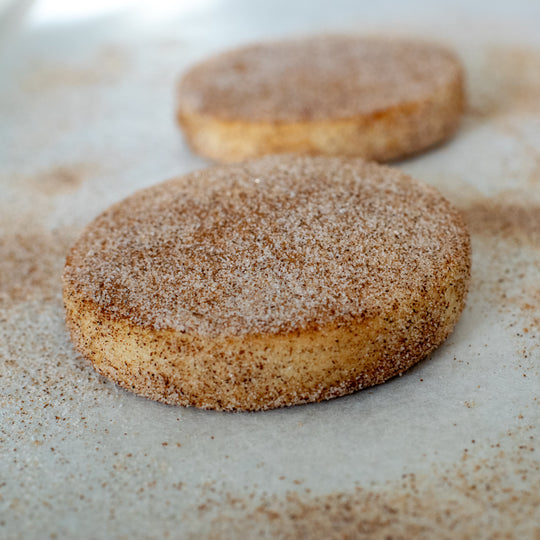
[1, 1, 539, 538]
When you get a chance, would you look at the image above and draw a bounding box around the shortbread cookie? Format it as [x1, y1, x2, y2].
[63, 155, 471, 411]
[177, 36, 465, 162]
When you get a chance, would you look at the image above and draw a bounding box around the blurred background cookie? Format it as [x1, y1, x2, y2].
[177, 35, 465, 162]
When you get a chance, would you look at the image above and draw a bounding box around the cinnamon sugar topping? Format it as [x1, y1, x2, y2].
[63, 155, 470, 336]
[178, 36, 462, 121]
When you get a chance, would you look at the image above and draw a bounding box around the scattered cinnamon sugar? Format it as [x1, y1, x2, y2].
[460, 199, 540, 244]
[511, 287, 540, 336]
[0, 223, 78, 305]
[466, 45, 540, 119]
[192, 430, 539, 540]
[458, 192, 540, 345]
[24, 163, 95, 196]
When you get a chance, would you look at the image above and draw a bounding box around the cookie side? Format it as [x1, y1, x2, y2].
[177, 70, 464, 163]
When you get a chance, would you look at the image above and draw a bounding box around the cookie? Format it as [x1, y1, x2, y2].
[177, 36, 465, 162]
[63, 155, 471, 411]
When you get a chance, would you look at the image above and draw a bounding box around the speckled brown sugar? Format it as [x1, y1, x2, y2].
[63, 155, 470, 337]
[178, 36, 462, 122]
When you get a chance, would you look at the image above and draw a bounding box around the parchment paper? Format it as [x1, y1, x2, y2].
[1, 1, 539, 538]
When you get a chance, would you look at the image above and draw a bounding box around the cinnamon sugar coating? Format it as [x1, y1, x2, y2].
[64, 155, 468, 336]
[63, 156, 471, 410]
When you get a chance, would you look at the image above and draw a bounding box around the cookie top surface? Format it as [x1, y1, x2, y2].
[64, 155, 470, 337]
[178, 36, 462, 122]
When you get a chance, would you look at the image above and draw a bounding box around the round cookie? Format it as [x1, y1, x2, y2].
[63, 155, 471, 411]
[177, 36, 465, 163]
